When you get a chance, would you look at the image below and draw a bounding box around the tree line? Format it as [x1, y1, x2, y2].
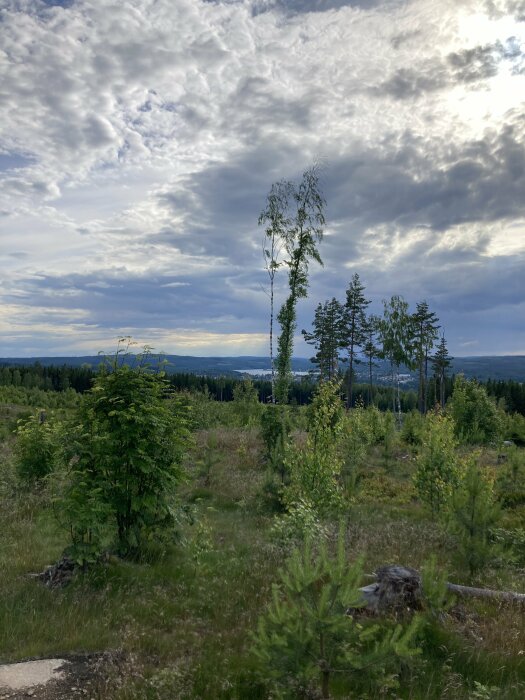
[0, 362, 522, 415]
[301, 273, 454, 416]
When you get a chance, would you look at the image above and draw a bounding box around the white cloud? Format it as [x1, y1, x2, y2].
[0, 0, 524, 355]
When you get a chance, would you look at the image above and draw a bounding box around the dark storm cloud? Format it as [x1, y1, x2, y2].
[323, 120, 525, 232]
[157, 145, 313, 261]
[204, 0, 397, 12]
[380, 40, 523, 100]
[258, 0, 394, 12]
[8, 270, 267, 333]
[484, 1, 525, 21]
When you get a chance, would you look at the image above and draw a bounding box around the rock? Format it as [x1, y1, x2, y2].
[0, 660, 68, 692]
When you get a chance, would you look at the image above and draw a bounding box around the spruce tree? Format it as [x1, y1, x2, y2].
[412, 301, 440, 415]
[342, 273, 370, 408]
[302, 297, 345, 381]
[431, 334, 452, 410]
[362, 314, 381, 406]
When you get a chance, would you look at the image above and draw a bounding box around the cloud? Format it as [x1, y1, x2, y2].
[379, 39, 524, 100]
[0, 0, 524, 356]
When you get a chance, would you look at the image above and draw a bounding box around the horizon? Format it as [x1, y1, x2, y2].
[1, 1, 524, 356]
[0, 351, 524, 361]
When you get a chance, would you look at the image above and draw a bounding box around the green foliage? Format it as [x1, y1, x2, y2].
[382, 410, 398, 469]
[343, 273, 370, 407]
[414, 412, 459, 516]
[431, 335, 453, 410]
[420, 555, 452, 614]
[448, 376, 504, 445]
[356, 470, 417, 506]
[283, 380, 345, 513]
[252, 532, 421, 699]
[448, 456, 501, 578]
[341, 399, 373, 493]
[274, 166, 325, 403]
[496, 446, 525, 507]
[15, 411, 63, 482]
[302, 297, 345, 381]
[412, 301, 440, 414]
[401, 409, 426, 447]
[0, 385, 80, 409]
[260, 405, 292, 496]
[57, 362, 191, 558]
[231, 379, 263, 427]
[270, 497, 327, 548]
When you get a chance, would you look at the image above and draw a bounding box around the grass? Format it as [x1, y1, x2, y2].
[0, 418, 524, 698]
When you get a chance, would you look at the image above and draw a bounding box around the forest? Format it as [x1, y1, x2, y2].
[0, 167, 524, 699]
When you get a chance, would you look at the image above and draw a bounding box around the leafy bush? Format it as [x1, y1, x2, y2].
[341, 399, 373, 493]
[231, 379, 263, 427]
[448, 376, 503, 445]
[270, 497, 327, 548]
[401, 409, 426, 447]
[15, 411, 63, 482]
[57, 363, 191, 558]
[414, 411, 459, 517]
[283, 380, 345, 513]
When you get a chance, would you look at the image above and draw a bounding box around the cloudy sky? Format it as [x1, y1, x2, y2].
[0, 0, 524, 358]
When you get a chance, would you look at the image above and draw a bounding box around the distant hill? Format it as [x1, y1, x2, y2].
[0, 354, 523, 383]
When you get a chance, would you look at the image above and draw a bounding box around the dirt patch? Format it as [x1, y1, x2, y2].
[0, 651, 127, 700]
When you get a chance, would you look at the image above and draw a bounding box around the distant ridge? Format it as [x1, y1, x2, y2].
[0, 354, 523, 383]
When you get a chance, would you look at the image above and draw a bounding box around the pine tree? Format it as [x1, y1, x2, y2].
[253, 531, 421, 699]
[302, 297, 345, 381]
[412, 301, 439, 415]
[448, 457, 501, 578]
[431, 335, 452, 410]
[342, 273, 370, 408]
[362, 314, 381, 406]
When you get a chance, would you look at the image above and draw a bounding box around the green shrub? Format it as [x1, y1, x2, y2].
[401, 409, 425, 447]
[448, 376, 503, 445]
[414, 412, 459, 517]
[252, 531, 421, 699]
[283, 380, 345, 513]
[15, 411, 63, 482]
[448, 456, 501, 578]
[57, 363, 191, 558]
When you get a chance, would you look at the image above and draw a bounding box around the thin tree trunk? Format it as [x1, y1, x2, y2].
[270, 276, 275, 403]
[368, 355, 373, 406]
[446, 582, 525, 603]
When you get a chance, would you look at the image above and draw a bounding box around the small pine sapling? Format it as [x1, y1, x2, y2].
[252, 529, 421, 699]
[448, 456, 501, 579]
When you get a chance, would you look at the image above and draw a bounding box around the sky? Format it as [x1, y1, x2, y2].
[0, 0, 524, 358]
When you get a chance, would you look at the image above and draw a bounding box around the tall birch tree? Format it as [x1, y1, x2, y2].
[259, 181, 294, 402]
[378, 295, 415, 421]
[274, 166, 325, 404]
